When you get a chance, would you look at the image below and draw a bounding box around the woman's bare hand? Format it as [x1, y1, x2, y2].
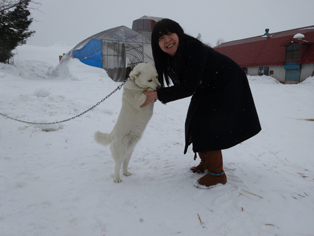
[141, 91, 158, 108]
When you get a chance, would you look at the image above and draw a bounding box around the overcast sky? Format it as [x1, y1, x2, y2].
[28, 0, 314, 47]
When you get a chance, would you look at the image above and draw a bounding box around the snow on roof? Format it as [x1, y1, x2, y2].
[293, 33, 305, 39]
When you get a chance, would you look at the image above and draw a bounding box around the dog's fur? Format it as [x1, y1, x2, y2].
[94, 63, 160, 183]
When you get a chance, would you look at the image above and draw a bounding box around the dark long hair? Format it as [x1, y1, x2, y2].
[151, 19, 185, 87]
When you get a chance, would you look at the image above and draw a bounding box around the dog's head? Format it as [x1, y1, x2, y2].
[129, 63, 161, 91]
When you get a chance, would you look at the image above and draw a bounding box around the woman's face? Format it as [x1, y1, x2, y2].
[158, 33, 179, 56]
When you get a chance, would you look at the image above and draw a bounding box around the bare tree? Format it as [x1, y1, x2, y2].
[196, 33, 202, 41]
[196, 33, 212, 47]
[216, 38, 225, 46]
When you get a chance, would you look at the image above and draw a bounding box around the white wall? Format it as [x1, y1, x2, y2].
[247, 66, 286, 82]
[270, 65, 285, 83]
[247, 67, 259, 76]
[247, 64, 314, 83]
[301, 64, 314, 82]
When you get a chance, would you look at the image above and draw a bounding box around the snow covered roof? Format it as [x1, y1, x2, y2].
[293, 33, 305, 39]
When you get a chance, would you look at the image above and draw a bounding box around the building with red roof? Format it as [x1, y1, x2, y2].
[214, 26, 314, 84]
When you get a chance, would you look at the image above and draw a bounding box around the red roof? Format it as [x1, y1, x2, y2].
[214, 26, 314, 67]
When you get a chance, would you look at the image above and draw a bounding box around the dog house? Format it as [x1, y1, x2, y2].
[71, 26, 153, 82]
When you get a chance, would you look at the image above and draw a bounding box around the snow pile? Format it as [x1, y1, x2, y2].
[247, 75, 281, 84]
[0, 44, 314, 236]
[293, 33, 305, 39]
[33, 88, 51, 98]
[300, 75, 314, 85]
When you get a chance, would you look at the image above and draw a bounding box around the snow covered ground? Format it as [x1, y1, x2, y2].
[0, 44, 314, 236]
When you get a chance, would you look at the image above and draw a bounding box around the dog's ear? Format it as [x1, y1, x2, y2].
[129, 69, 141, 81]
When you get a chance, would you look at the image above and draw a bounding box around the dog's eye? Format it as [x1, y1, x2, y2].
[148, 79, 152, 82]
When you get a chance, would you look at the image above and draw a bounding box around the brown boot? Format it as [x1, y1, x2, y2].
[190, 153, 206, 173]
[197, 150, 227, 188]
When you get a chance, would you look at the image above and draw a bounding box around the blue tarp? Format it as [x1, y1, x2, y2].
[73, 39, 103, 68]
[284, 62, 300, 69]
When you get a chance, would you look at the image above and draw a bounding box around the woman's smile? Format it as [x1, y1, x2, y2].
[159, 33, 179, 56]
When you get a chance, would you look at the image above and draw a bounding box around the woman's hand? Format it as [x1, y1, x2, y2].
[141, 91, 158, 108]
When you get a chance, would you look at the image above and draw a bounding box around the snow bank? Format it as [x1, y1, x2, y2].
[0, 44, 314, 236]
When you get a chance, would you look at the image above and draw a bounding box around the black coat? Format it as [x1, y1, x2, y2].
[157, 35, 261, 154]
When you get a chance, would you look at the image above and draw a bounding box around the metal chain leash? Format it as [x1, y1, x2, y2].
[0, 81, 126, 125]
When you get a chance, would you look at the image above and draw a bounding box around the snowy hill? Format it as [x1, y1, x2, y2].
[0, 44, 314, 236]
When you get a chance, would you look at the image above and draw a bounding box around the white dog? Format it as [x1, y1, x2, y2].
[94, 63, 160, 183]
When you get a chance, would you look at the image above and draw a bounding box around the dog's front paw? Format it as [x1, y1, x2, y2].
[113, 178, 122, 183]
[123, 171, 132, 176]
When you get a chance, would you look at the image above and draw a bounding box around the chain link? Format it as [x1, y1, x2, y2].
[0, 81, 126, 125]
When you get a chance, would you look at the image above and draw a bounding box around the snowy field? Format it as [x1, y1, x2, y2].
[0, 43, 314, 236]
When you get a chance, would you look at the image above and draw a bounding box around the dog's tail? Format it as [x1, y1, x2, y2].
[94, 131, 112, 146]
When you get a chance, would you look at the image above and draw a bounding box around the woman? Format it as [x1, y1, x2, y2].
[141, 19, 261, 188]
